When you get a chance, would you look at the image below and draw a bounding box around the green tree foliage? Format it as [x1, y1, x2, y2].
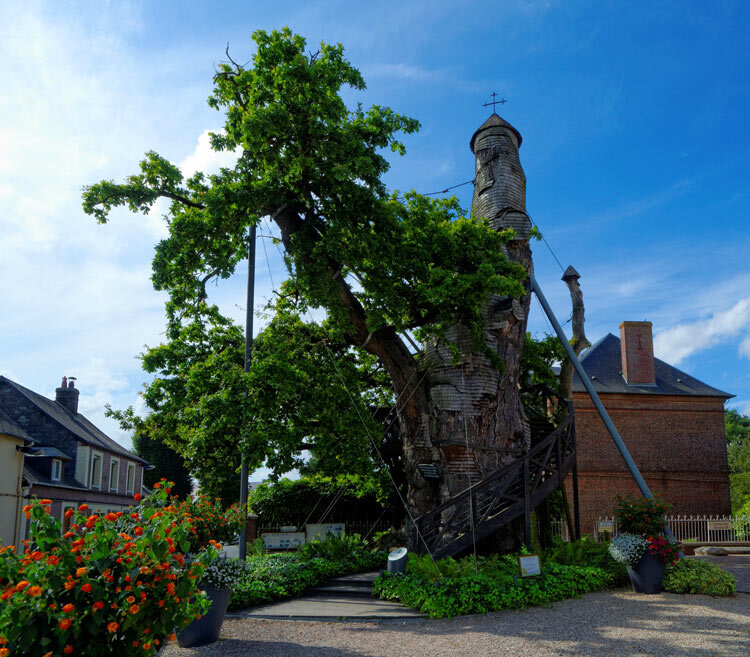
[105, 405, 193, 499]
[82, 28, 528, 507]
[725, 408, 750, 513]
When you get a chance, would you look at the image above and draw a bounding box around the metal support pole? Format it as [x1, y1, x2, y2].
[530, 275, 680, 547]
[523, 455, 531, 549]
[238, 223, 257, 562]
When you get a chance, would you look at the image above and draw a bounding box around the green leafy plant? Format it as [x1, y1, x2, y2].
[374, 559, 613, 618]
[662, 559, 735, 596]
[613, 493, 671, 536]
[297, 533, 367, 561]
[545, 537, 628, 585]
[0, 486, 216, 657]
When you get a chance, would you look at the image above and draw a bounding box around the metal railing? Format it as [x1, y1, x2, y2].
[594, 515, 750, 543]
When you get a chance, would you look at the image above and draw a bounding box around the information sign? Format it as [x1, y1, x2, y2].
[518, 554, 541, 577]
[262, 532, 305, 549]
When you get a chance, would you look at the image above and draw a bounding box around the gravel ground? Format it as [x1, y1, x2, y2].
[161, 590, 750, 657]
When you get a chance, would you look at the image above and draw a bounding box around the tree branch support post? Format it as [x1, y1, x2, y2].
[239, 222, 257, 561]
[530, 275, 680, 548]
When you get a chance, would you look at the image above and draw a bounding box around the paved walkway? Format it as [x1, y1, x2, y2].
[690, 554, 750, 593]
[163, 591, 750, 657]
[228, 572, 423, 620]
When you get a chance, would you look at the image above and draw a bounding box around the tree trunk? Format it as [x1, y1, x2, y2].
[398, 115, 534, 543]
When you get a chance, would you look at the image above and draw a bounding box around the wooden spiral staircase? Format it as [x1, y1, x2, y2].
[412, 387, 581, 558]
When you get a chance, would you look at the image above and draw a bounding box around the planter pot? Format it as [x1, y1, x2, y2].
[627, 552, 666, 594]
[177, 583, 232, 648]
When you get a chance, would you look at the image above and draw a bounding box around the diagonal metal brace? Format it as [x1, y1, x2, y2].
[530, 274, 681, 550]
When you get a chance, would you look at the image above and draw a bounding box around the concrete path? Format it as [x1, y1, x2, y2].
[227, 571, 424, 620]
[690, 554, 750, 593]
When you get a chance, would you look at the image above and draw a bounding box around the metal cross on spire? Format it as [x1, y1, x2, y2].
[482, 92, 507, 113]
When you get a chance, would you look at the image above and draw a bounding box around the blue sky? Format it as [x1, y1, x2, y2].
[1, 1, 749, 470]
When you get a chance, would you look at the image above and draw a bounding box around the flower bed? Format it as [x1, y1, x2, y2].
[373, 553, 614, 618]
[0, 485, 220, 657]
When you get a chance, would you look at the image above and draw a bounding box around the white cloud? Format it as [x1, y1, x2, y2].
[653, 297, 750, 365]
[179, 130, 239, 180]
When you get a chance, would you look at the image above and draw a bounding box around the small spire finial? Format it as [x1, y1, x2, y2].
[482, 91, 507, 113]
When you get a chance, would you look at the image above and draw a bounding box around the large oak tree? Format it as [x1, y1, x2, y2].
[83, 28, 531, 525]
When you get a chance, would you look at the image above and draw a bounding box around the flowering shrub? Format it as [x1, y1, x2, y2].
[0, 485, 218, 657]
[608, 533, 649, 566]
[613, 493, 670, 536]
[201, 558, 249, 590]
[646, 535, 681, 565]
[170, 491, 244, 552]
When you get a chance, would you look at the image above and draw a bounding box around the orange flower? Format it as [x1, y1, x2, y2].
[107, 621, 119, 632]
[43, 652, 52, 657]
[0, 649, 9, 657]
[168, 633, 176, 641]
[41, 498, 52, 505]
[64, 580, 76, 590]
[14, 581, 29, 592]
[126, 595, 135, 604]
[64, 646, 73, 655]
[62, 603, 75, 613]
[92, 601, 104, 610]
[59, 618, 71, 630]
[76, 567, 87, 577]
[132, 640, 140, 647]
[129, 604, 140, 615]
[78, 504, 88, 511]
[27, 586, 42, 597]
[133, 527, 143, 536]
[65, 508, 75, 518]
[47, 555, 59, 565]
[81, 583, 92, 593]
[134, 493, 142, 501]
[142, 642, 152, 651]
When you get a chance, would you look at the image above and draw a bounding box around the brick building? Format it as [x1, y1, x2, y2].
[567, 321, 732, 534]
[0, 375, 149, 541]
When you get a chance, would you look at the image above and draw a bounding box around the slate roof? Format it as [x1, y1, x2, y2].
[26, 446, 72, 460]
[571, 333, 733, 398]
[0, 407, 34, 443]
[0, 375, 147, 463]
[22, 464, 88, 492]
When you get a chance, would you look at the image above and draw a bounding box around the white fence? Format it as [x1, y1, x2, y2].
[594, 515, 750, 543]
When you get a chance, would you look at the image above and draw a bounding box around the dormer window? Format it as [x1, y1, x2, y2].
[51, 459, 62, 481]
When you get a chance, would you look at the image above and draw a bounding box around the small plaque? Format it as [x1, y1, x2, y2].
[707, 520, 733, 531]
[306, 523, 345, 543]
[518, 554, 541, 577]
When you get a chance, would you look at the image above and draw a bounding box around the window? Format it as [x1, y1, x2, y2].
[51, 459, 62, 481]
[91, 452, 103, 489]
[61, 504, 76, 534]
[126, 463, 136, 495]
[109, 458, 120, 493]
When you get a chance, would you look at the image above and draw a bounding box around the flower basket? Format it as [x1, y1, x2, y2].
[177, 556, 248, 647]
[177, 583, 232, 648]
[626, 551, 666, 594]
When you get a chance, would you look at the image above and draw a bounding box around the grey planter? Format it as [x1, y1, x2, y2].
[177, 583, 232, 648]
[626, 552, 666, 594]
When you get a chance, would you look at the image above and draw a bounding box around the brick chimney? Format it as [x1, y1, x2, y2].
[619, 322, 656, 385]
[55, 376, 79, 414]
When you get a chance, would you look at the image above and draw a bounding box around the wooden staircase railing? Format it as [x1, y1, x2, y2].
[413, 413, 577, 558]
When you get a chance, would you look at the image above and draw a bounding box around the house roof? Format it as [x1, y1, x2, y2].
[571, 333, 733, 398]
[0, 375, 147, 463]
[0, 407, 34, 443]
[23, 464, 89, 492]
[26, 446, 72, 460]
